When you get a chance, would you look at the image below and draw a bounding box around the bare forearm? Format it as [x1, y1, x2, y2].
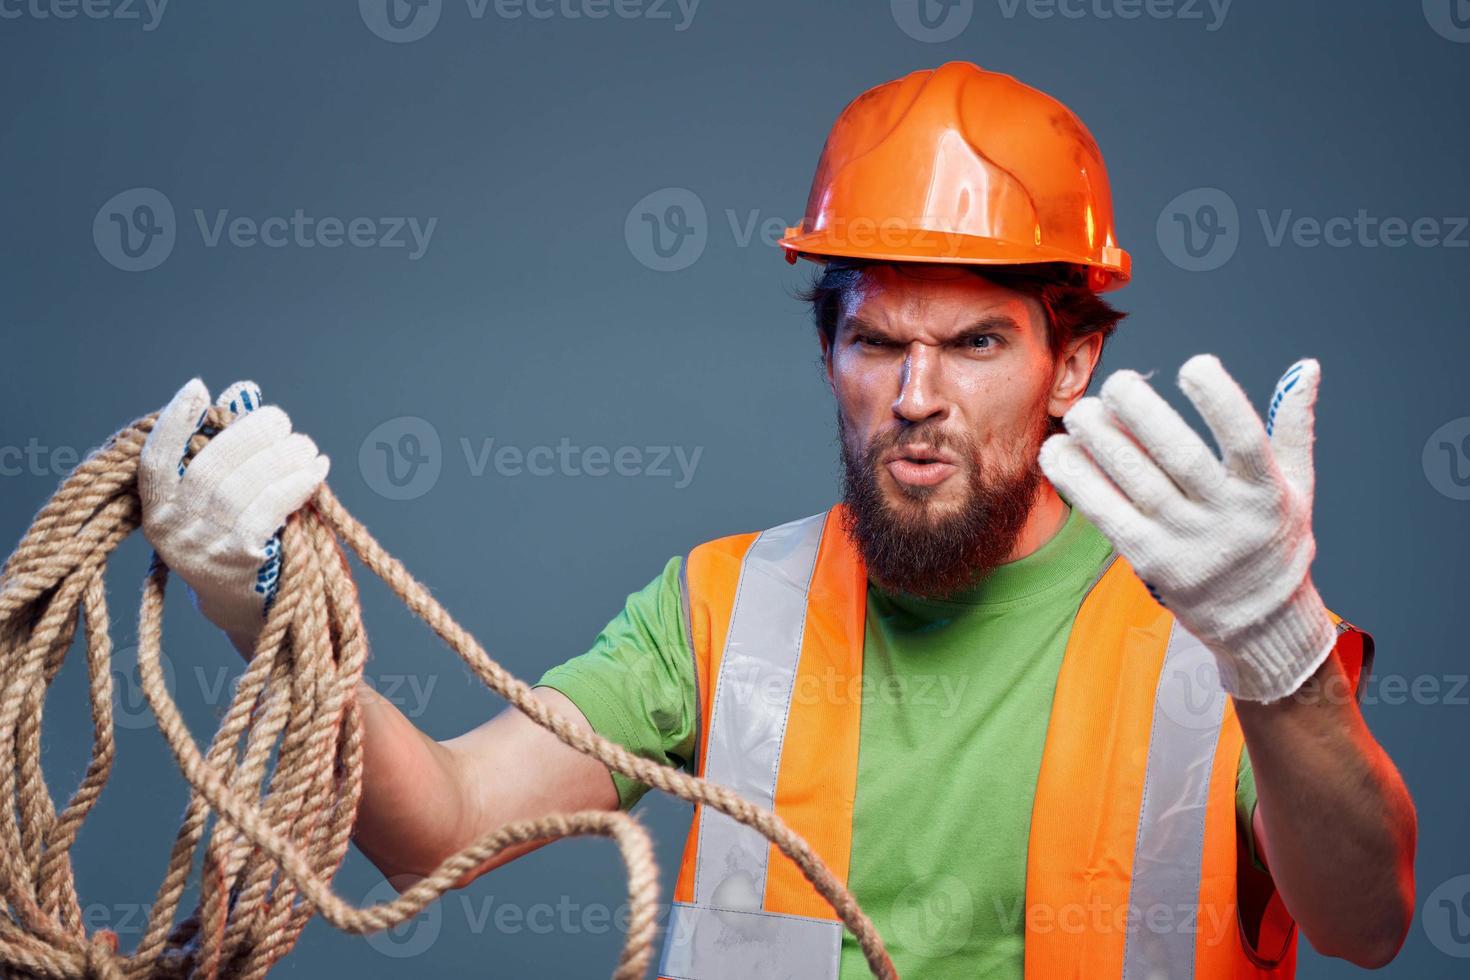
[228, 632, 484, 883]
[437, 687, 620, 884]
[1235, 653, 1417, 968]
[351, 680, 473, 883]
[349, 680, 619, 889]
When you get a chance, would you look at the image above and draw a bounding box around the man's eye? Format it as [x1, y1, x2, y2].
[965, 334, 998, 350]
[858, 335, 889, 348]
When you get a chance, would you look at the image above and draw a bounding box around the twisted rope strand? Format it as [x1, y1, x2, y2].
[0, 410, 897, 979]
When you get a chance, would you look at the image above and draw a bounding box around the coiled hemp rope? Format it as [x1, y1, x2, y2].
[0, 408, 897, 979]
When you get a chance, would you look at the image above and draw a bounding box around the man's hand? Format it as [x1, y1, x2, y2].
[139, 379, 329, 655]
[1038, 354, 1336, 703]
[138, 382, 619, 895]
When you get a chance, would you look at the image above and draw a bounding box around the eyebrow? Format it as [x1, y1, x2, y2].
[841, 312, 1025, 340]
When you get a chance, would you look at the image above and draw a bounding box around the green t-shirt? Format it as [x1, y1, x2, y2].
[537, 506, 1260, 979]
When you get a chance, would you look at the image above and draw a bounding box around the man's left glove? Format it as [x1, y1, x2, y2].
[139, 379, 329, 655]
[1038, 354, 1337, 703]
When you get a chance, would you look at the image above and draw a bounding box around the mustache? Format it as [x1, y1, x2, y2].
[862, 423, 973, 463]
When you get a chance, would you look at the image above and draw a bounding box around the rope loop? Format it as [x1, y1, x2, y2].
[0, 408, 896, 979]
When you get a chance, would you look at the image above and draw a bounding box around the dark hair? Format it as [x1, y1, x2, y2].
[797, 259, 1128, 432]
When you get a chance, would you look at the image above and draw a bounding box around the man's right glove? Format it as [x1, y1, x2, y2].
[1038, 355, 1338, 703]
[139, 379, 329, 655]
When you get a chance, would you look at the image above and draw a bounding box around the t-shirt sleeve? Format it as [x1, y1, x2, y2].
[534, 555, 697, 810]
[1236, 745, 1268, 873]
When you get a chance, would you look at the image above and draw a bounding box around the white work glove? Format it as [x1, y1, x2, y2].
[139, 379, 329, 654]
[1038, 354, 1336, 703]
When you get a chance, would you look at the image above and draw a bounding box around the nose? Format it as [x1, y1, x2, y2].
[892, 342, 950, 425]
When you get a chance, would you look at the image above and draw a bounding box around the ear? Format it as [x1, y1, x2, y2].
[1047, 332, 1104, 419]
[819, 330, 837, 396]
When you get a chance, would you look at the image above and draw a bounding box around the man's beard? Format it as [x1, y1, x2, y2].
[838, 410, 1048, 600]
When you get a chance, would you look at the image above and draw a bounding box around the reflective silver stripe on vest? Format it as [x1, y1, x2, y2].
[1121, 619, 1229, 980]
[659, 901, 842, 980]
[693, 512, 827, 911]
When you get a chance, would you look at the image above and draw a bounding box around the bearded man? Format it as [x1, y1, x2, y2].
[137, 63, 1415, 978]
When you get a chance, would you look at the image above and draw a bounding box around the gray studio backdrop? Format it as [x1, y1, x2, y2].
[2, 2, 1468, 977]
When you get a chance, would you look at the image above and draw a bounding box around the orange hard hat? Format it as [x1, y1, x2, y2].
[780, 61, 1131, 292]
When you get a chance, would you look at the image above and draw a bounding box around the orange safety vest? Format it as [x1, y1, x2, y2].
[657, 506, 1372, 980]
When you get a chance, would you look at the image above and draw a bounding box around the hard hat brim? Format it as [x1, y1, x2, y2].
[778, 229, 1131, 292]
